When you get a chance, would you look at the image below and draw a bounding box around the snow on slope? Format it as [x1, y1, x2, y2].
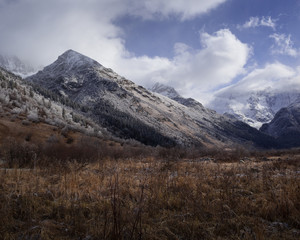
[0, 55, 38, 78]
[150, 82, 181, 99]
[208, 63, 300, 128]
[150, 82, 208, 111]
[27, 50, 278, 148]
[209, 90, 300, 128]
[0, 67, 103, 137]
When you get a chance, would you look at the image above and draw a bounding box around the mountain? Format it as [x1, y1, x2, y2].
[0, 55, 38, 77]
[260, 100, 300, 148]
[209, 85, 300, 129]
[0, 66, 105, 146]
[150, 82, 181, 99]
[26, 50, 278, 148]
[150, 82, 207, 110]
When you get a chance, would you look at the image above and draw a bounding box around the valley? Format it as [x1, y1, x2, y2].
[0, 146, 299, 239]
[1, 1, 300, 239]
[0, 50, 299, 240]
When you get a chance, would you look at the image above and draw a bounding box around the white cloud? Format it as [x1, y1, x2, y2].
[218, 63, 297, 94]
[0, 0, 228, 65]
[86, 28, 249, 105]
[210, 62, 299, 107]
[0, 0, 129, 65]
[260, 16, 277, 29]
[208, 62, 300, 111]
[0, 0, 250, 105]
[240, 16, 276, 30]
[242, 17, 260, 28]
[270, 33, 299, 57]
[207, 62, 300, 127]
[100, 27, 248, 105]
[168, 29, 250, 96]
[129, 0, 227, 20]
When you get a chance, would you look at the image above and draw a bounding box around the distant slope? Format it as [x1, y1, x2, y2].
[208, 64, 300, 129]
[27, 50, 278, 149]
[210, 89, 300, 129]
[0, 55, 38, 77]
[260, 101, 300, 148]
[150, 82, 207, 110]
[150, 82, 181, 99]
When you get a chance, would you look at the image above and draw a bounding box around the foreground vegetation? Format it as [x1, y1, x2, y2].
[0, 141, 299, 239]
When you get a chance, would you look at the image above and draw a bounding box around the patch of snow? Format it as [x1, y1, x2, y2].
[0, 54, 39, 77]
[209, 89, 300, 128]
[150, 82, 181, 99]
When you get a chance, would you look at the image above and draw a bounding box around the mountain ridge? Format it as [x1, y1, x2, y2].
[208, 81, 300, 129]
[150, 82, 208, 111]
[260, 101, 300, 147]
[26, 50, 279, 148]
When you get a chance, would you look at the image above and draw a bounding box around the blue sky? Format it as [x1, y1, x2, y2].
[0, 0, 299, 104]
[117, 0, 298, 60]
[116, 0, 300, 71]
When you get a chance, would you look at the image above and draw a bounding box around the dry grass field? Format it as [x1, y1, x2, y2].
[0, 142, 299, 240]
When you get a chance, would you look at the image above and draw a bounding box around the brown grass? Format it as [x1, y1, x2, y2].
[0, 144, 299, 240]
[0, 117, 98, 147]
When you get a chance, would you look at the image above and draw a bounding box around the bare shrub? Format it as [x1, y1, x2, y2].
[47, 134, 59, 144]
[22, 120, 31, 126]
[25, 132, 32, 142]
[2, 139, 38, 168]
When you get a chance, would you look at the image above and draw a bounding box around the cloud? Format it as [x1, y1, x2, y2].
[129, 0, 227, 20]
[207, 62, 300, 124]
[108, 29, 252, 103]
[0, 0, 250, 105]
[118, 29, 252, 93]
[218, 63, 297, 94]
[240, 16, 276, 30]
[166, 29, 250, 96]
[242, 17, 260, 28]
[121, 29, 250, 104]
[260, 16, 277, 29]
[0, 0, 129, 65]
[0, 0, 228, 64]
[211, 62, 300, 103]
[269, 33, 299, 57]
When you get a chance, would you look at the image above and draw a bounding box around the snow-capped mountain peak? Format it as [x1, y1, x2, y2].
[150, 82, 181, 99]
[27, 50, 111, 91]
[209, 86, 300, 129]
[0, 54, 38, 78]
[57, 49, 101, 71]
[149, 82, 209, 112]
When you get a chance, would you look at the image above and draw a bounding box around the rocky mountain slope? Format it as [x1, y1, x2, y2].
[0, 55, 38, 77]
[150, 82, 207, 110]
[260, 100, 300, 147]
[27, 50, 278, 148]
[0, 67, 105, 145]
[150, 83, 181, 99]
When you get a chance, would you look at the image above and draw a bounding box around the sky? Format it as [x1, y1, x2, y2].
[0, 0, 300, 105]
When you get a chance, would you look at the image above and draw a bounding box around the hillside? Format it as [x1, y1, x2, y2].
[260, 101, 300, 148]
[208, 70, 300, 129]
[27, 50, 278, 149]
[0, 67, 107, 147]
